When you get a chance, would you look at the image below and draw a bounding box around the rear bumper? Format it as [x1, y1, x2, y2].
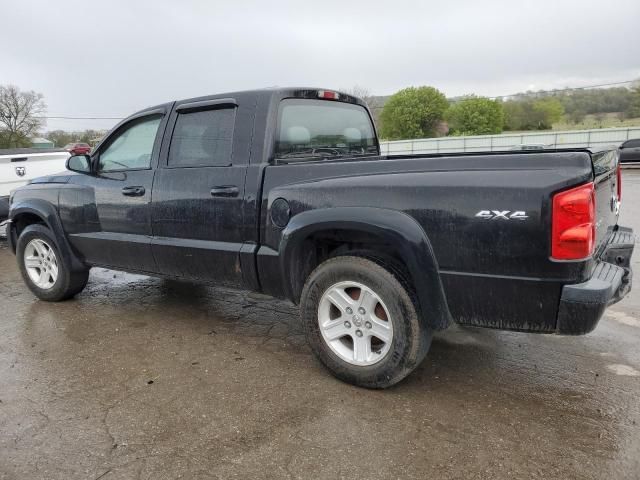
[556, 226, 634, 334]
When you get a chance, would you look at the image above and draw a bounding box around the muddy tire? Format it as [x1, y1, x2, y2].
[16, 224, 89, 302]
[300, 255, 431, 388]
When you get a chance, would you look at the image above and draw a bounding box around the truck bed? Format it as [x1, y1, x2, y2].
[261, 147, 620, 332]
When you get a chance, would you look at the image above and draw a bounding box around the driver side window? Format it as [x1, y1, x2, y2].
[99, 116, 161, 172]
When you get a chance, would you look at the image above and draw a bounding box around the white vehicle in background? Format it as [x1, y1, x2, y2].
[0, 148, 70, 224]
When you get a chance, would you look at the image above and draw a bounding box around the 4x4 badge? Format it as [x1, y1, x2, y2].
[475, 210, 528, 220]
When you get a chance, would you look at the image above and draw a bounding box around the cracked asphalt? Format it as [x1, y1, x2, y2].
[1, 172, 640, 480]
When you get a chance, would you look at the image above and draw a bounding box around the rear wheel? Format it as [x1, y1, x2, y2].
[16, 224, 89, 301]
[300, 255, 431, 388]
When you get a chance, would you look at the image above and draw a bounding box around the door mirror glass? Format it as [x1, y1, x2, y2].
[66, 154, 92, 174]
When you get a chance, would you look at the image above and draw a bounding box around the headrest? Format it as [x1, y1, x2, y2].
[286, 126, 311, 144]
[343, 128, 362, 142]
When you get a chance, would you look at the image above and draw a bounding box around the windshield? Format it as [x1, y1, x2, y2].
[275, 99, 378, 160]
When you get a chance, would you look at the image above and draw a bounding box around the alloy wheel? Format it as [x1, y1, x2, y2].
[318, 281, 394, 366]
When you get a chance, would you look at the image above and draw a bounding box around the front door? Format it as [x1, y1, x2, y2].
[67, 112, 166, 272]
[151, 99, 249, 286]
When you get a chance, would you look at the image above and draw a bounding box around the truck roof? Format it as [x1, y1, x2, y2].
[176, 86, 358, 101]
[139, 87, 366, 116]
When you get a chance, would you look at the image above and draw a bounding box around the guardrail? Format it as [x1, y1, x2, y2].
[379, 126, 640, 155]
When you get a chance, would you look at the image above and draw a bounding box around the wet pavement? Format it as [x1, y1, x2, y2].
[1, 174, 640, 480]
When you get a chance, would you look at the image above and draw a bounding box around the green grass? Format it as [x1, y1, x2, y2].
[553, 113, 640, 131]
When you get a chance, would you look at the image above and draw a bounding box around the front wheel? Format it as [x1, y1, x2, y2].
[16, 224, 89, 302]
[300, 255, 431, 388]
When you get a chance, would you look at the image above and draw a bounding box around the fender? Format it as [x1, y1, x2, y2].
[279, 207, 452, 330]
[9, 199, 86, 272]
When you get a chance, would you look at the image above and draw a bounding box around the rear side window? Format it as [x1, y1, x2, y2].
[275, 99, 377, 159]
[168, 108, 235, 167]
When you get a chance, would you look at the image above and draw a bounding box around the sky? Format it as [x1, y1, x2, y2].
[1, 0, 639, 132]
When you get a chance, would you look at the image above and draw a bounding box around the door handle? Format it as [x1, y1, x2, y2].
[121, 186, 145, 196]
[210, 185, 239, 197]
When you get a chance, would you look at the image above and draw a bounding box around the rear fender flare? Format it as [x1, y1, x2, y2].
[279, 207, 451, 330]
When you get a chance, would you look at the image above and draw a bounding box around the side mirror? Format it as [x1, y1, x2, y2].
[66, 154, 92, 174]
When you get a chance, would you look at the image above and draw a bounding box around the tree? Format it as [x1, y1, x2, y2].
[47, 129, 108, 148]
[532, 97, 564, 129]
[503, 97, 564, 130]
[343, 85, 382, 128]
[502, 100, 526, 130]
[558, 87, 632, 116]
[500, 84, 640, 129]
[568, 109, 586, 125]
[77, 129, 106, 145]
[445, 96, 504, 135]
[47, 130, 74, 148]
[343, 85, 374, 106]
[379, 86, 448, 140]
[0, 85, 46, 148]
[628, 86, 640, 118]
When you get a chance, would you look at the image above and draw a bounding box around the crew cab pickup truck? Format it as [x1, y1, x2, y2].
[6, 88, 634, 388]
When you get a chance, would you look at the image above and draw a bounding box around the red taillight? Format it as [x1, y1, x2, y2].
[318, 90, 339, 100]
[551, 182, 595, 260]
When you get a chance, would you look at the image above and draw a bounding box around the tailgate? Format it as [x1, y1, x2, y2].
[592, 148, 621, 255]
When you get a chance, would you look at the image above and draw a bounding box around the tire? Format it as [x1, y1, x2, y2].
[16, 224, 89, 302]
[300, 255, 432, 388]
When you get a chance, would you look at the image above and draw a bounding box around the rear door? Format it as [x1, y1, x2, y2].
[151, 97, 251, 286]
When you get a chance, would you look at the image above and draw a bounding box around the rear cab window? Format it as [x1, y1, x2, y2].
[275, 99, 378, 161]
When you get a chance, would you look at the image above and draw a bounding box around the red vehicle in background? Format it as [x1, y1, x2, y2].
[64, 143, 91, 155]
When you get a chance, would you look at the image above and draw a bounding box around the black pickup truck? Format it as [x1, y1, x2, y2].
[5, 88, 634, 388]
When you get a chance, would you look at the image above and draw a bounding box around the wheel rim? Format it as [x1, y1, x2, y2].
[24, 239, 59, 290]
[318, 281, 394, 366]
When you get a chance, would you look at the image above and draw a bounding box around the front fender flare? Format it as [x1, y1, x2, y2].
[279, 207, 451, 330]
[9, 199, 86, 272]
